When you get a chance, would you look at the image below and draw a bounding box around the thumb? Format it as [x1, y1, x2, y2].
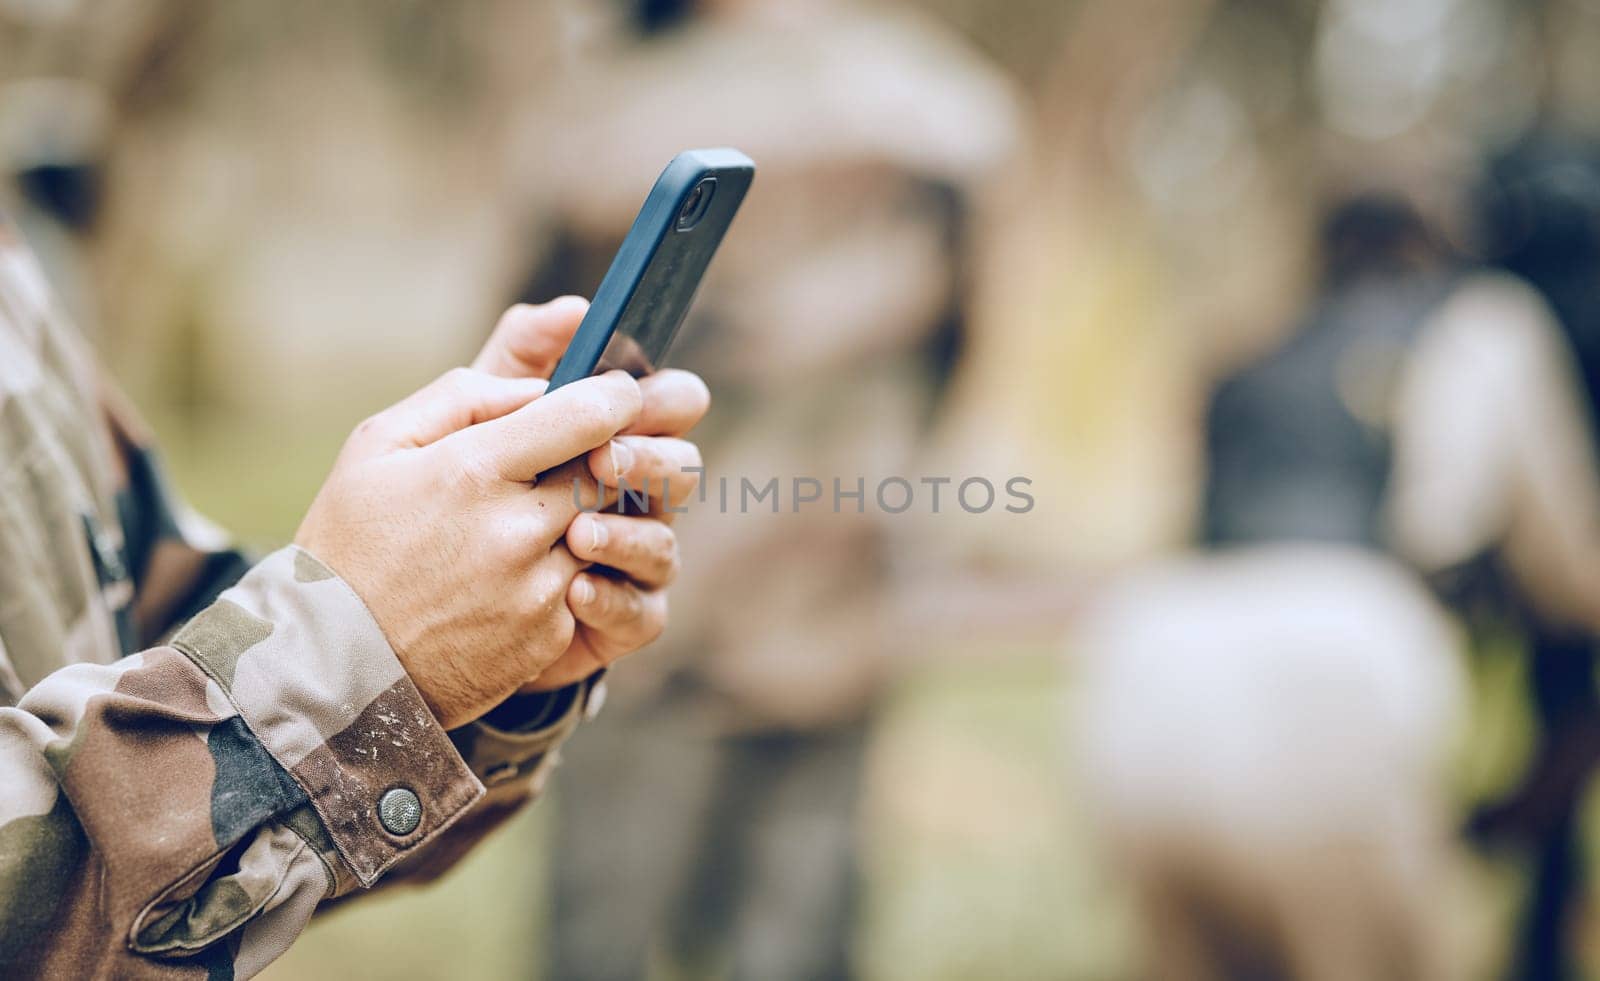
[372, 367, 548, 450]
[473, 296, 590, 378]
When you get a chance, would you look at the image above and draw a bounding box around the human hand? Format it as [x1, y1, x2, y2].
[294, 366, 642, 729]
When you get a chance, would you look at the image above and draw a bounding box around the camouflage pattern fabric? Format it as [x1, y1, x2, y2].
[0, 214, 592, 978]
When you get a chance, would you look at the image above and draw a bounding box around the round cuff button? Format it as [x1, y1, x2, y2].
[378, 787, 422, 836]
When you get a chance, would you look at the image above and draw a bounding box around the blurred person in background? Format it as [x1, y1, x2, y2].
[514, 0, 1019, 978]
[1074, 195, 1471, 981]
[1077, 165, 1600, 978]
[0, 58, 717, 981]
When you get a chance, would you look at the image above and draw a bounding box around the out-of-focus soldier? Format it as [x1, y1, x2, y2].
[513, 1, 1021, 978]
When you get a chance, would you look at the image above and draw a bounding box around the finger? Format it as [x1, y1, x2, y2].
[525, 576, 666, 690]
[518, 543, 585, 677]
[369, 368, 547, 450]
[588, 435, 702, 506]
[625, 369, 711, 437]
[567, 513, 679, 589]
[472, 297, 589, 378]
[569, 573, 666, 647]
[454, 370, 642, 482]
[525, 458, 602, 536]
[528, 458, 643, 530]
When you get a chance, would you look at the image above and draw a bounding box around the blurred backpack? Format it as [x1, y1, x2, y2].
[1202, 195, 1455, 547]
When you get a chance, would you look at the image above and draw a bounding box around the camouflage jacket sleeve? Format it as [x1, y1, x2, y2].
[0, 214, 593, 977]
[1, 546, 591, 978]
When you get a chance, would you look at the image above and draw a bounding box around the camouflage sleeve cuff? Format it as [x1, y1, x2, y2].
[172, 546, 485, 888]
[450, 673, 604, 792]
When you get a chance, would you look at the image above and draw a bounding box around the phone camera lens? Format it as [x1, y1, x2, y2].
[677, 177, 717, 231]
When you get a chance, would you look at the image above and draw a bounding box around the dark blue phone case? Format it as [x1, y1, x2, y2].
[547, 148, 755, 391]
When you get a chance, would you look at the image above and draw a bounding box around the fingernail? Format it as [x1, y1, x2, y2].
[587, 515, 608, 552]
[610, 440, 633, 480]
[573, 575, 596, 606]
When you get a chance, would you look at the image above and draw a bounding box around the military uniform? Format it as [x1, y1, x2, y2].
[0, 214, 594, 978]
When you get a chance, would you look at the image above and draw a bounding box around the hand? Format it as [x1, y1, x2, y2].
[474, 300, 710, 690]
[294, 366, 642, 729]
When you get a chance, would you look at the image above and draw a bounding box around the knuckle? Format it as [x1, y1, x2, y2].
[570, 377, 641, 434]
[629, 439, 667, 476]
[638, 595, 668, 644]
[605, 382, 640, 422]
[521, 591, 556, 632]
[677, 441, 703, 476]
[687, 374, 711, 415]
[660, 449, 699, 506]
[549, 607, 577, 652]
[669, 370, 712, 417]
[439, 365, 477, 397]
[512, 644, 544, 682]
[662, 539, 683, 583]
[529, 575, 561, 615]
[536, 565, 576, 612]
[502, 302, 538, 325]
[672, 461, 701, 498]
[449, 441, 498, 486]
[489, 306, 521, 338]
[583, 578, 613, 620]
[526, 512, 564, 551]
[643, 618, 666, 647]
[642, 520, 677, 562]
[603, 373, 644, 418]
[349, 412, 390, 448]
[616, 583, 646, 623]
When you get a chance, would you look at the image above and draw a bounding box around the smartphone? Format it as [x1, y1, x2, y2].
[547, 147, 755, 391]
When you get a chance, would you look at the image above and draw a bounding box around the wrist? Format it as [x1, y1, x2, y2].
[480, 684, 578, 731]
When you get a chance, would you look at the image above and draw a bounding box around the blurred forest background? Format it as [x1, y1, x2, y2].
[4, 0, 1600, 977]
